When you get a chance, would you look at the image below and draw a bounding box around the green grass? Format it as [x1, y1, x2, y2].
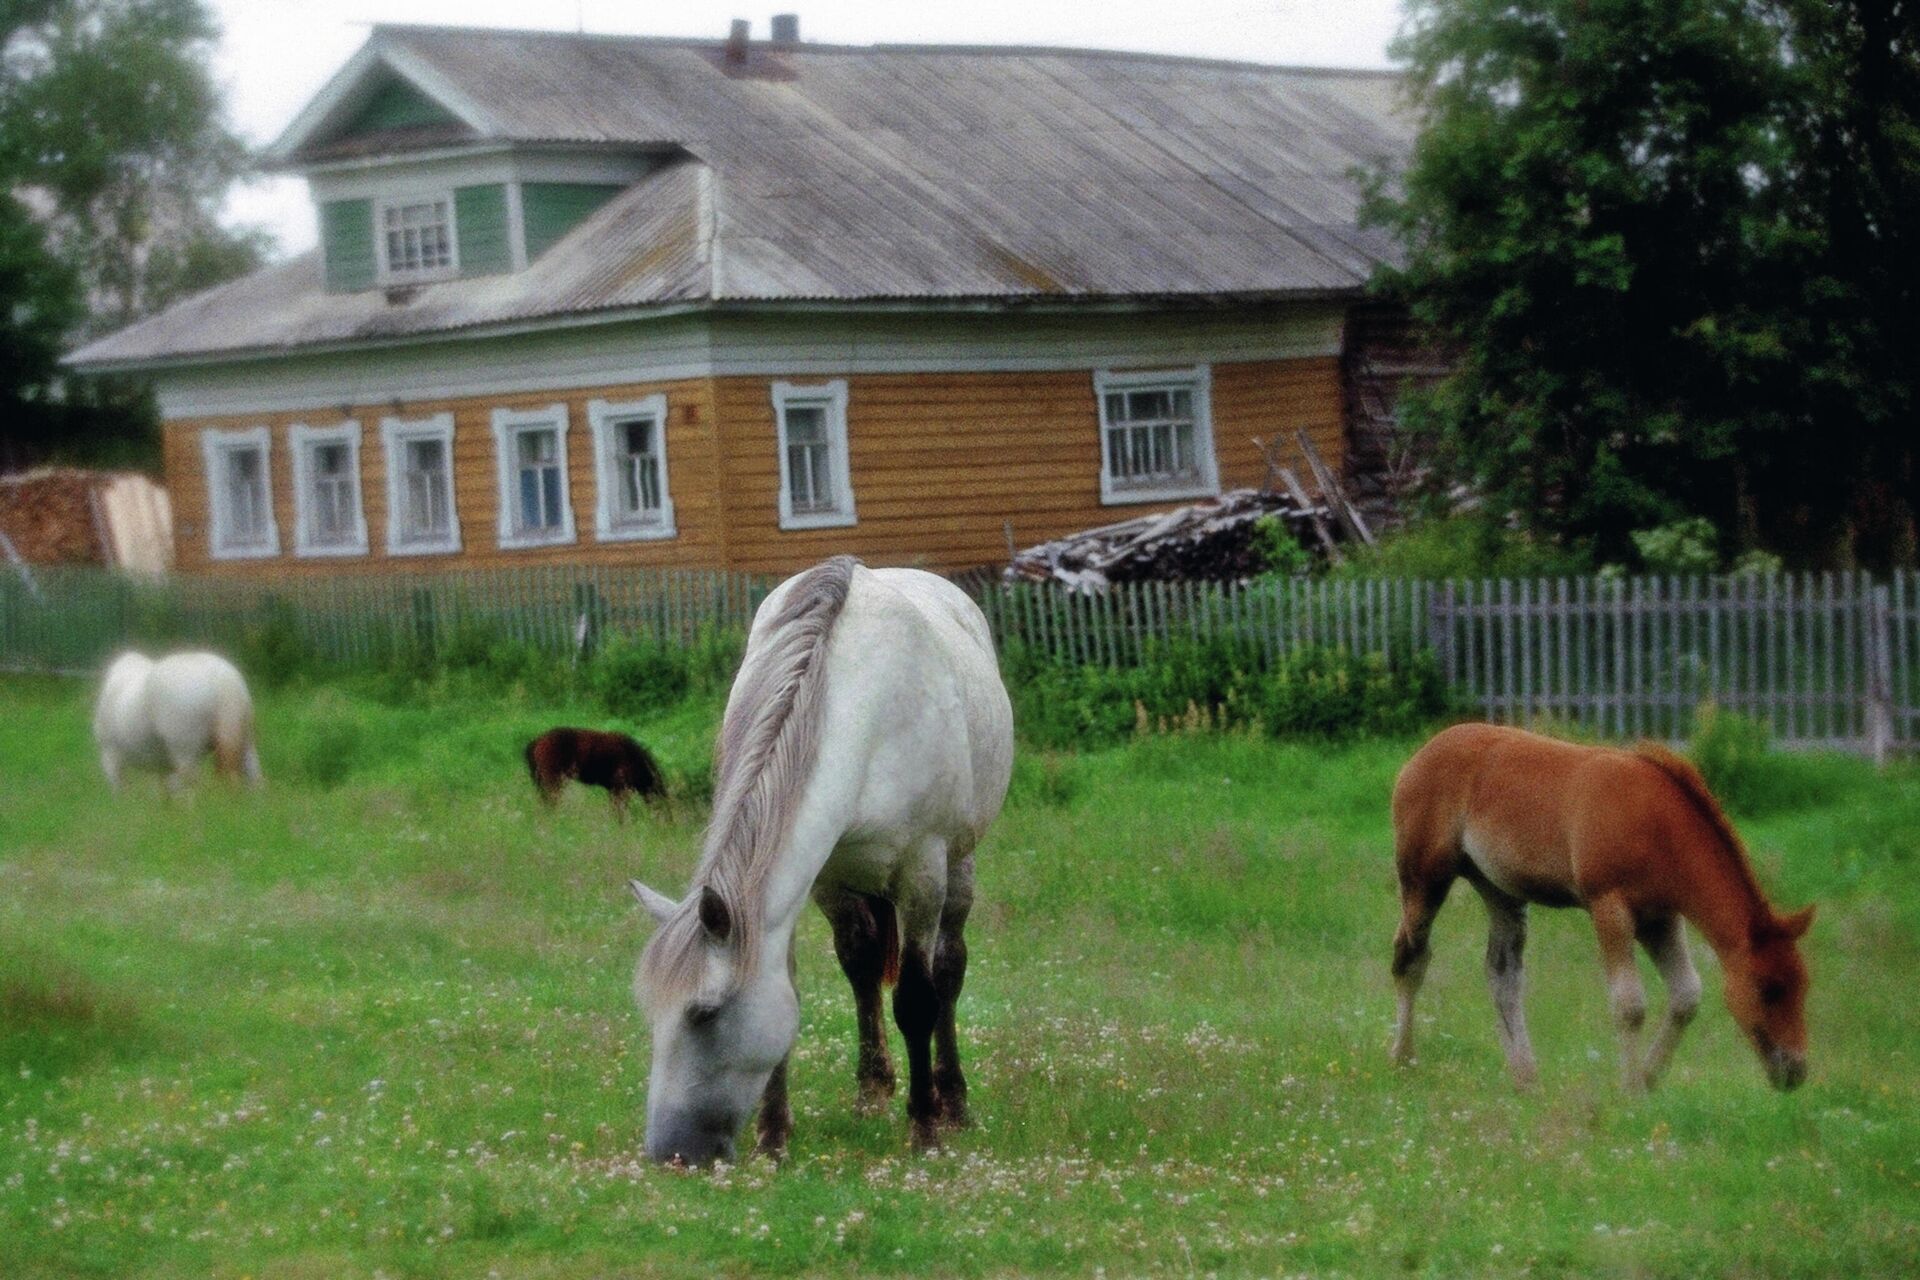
[1, 675, 1917, 1277]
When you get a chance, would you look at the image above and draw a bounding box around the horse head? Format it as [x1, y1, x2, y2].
[628, 879, 798, 1166]
[1726, 905, 1814, 1090]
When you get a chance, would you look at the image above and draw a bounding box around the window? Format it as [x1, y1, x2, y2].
[199, 426, 278, 559]
[380, 413, 461, 555]
[588, 395, 676, 541]
[1094, 366, 1219, 504]
[376, 194, 456, 282]
[772, 380, 855, 530]
[289, 421, 368, 557]
[491, 405, 576, 549]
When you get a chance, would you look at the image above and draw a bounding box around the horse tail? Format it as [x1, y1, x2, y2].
[214, 688, 260, 787]
[1632, 743, 1763, 897]
[876, 898, 901, 988]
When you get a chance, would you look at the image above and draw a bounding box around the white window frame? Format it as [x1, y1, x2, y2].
[288, 419, 368, 557]
[1094, 365, 1220, 505]
[380, 412, 462, 556]
[587, 395, 676, 542]
[772, 380, 855, 531]
[199, 425, 279, 560]
[491, 404, 577, 550]
[373, 191, 459, 285]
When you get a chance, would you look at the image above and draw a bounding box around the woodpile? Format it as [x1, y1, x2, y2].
[0, 468, 173, 574]
[1003, 489, 1318, 589]
[1005, 432, 1376, 589]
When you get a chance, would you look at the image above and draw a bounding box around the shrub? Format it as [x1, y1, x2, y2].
[1251, 515, 1313, 578]
[1632, 518, 1721, 574]
[296, 715, 365, 791]
[1003, 637, 1449, 749]
[590, 631, 691, 718]
[1329, 515, 1589, 580]
[1689, 701, 1773, 813]
[237, 597, 314, 689]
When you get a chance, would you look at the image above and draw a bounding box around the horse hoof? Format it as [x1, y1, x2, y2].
[855, 1079, 895, 1116]
[938, 1100, 972, 1131]
[909, 1121, 942, 1154]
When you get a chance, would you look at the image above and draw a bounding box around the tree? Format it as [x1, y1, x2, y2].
[0, 0, 267, 469]
[1366, 0, 1918, 569]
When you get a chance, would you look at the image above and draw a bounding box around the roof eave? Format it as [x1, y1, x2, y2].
[64, 288, 1366, 377]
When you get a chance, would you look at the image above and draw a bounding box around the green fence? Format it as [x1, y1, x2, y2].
[6, 564, 1918, 758]
[0, 564, 775, 675]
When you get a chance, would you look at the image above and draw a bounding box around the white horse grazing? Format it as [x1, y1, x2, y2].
[629, 556, 1013, 1165]
[93, 651, 263, 792]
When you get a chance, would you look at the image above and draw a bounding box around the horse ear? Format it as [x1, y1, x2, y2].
[1780, 905, 1816, 940]
[698, 885, 733, 942]
[628, 879, 676, 924]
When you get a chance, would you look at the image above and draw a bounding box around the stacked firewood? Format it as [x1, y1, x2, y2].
[1003, 432, 1376, 589]
[1004, 489, 1326, 589]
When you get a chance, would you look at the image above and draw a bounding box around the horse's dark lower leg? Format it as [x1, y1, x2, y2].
[610, 786, 630, 823]
[1475, 884, 1537, 1086]
[822, 892, 896, 1111]
[1390, 871, 1452, 1065]
[931, 856, 974, 1129]
[755, 1055, 792, 1160]
[892, 944, 940, 1151]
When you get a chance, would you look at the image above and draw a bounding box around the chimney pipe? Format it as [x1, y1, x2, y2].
[725, 18, 749, 63]
[770, 13, 798, 44]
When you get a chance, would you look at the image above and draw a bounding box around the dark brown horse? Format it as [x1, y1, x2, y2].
[525, 728, 666, 821]
[1390, 723, 1813, 1092]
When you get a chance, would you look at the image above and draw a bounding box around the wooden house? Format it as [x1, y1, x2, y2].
[67, 21, 1413, 577]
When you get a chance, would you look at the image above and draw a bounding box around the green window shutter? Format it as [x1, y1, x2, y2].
[320, 198, 375, 293]
[521, 183, 623, 261]
[454, 184, 511, 277]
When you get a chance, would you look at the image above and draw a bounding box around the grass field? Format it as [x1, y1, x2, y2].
[2, 673, 1917, 1278]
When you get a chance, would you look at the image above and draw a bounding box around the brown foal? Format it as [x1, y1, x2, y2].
[1389, 723, 1813, 1092]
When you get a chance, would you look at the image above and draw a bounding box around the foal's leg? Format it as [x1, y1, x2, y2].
[1590, 894, 1649, 1092]
[99, 748, 124, 792]
[1637, 917, 1702, 1090]
[1474, 884, 1538, 1087]
[609, 786, 630, 824]
[816, 888, 897, 1113]
[1389, 871, 1454, 1065]
[931, 853, 975, 1130]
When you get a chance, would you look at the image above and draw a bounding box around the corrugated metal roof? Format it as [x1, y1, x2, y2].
[72, 29, 1412, 369]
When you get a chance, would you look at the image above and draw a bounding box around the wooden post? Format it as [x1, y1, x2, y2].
[1867, 583, 1894, 767]
[1429, 581, 1454, 685]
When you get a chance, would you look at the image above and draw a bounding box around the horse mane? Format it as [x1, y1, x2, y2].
[640, 556, 860, 1004]
[1631, 743, 1773, 927]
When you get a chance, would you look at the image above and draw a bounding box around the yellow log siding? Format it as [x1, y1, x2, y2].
[712, 357, 1345, 575]
[161, 355, 1343, 577]
[166, 378, 723, 575]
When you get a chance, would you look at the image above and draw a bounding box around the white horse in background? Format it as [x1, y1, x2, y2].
[629, 556, 1014, 1165]
[94, 651, 263, 793]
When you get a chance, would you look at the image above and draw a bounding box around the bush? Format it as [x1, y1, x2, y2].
[1251, 515, 1312, 578]
[1329, 515, 1589, 580]
[1632, 518, 1721, 575]
[1003, 636, 1449, 750]
[1688, 701, 1867, 818]
[237, 597, 314, 688]
[591, 632, 692, 718]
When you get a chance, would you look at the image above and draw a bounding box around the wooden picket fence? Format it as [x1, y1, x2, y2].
[5, 563, 1918, 758]
[0, 564, 775, 674]
[975, 572, 1920, 760]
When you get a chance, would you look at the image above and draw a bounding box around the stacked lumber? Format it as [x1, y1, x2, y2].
[1004, 489, 1329, 589]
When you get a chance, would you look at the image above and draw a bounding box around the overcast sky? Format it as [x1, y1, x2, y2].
[213, 1, 1407, 254]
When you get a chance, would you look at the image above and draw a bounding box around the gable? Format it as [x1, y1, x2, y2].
[303, 73, 473, 158]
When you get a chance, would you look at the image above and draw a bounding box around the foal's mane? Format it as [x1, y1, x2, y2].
[640, 556, 859, 1003]
[1631, 743, 1772, 924]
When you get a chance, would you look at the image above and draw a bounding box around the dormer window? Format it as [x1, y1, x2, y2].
[377, 194, 457, 282]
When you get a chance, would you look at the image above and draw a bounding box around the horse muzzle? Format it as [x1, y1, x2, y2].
[1766, 1049, 1807, 1092]
[645, 1111, 739, 1168]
